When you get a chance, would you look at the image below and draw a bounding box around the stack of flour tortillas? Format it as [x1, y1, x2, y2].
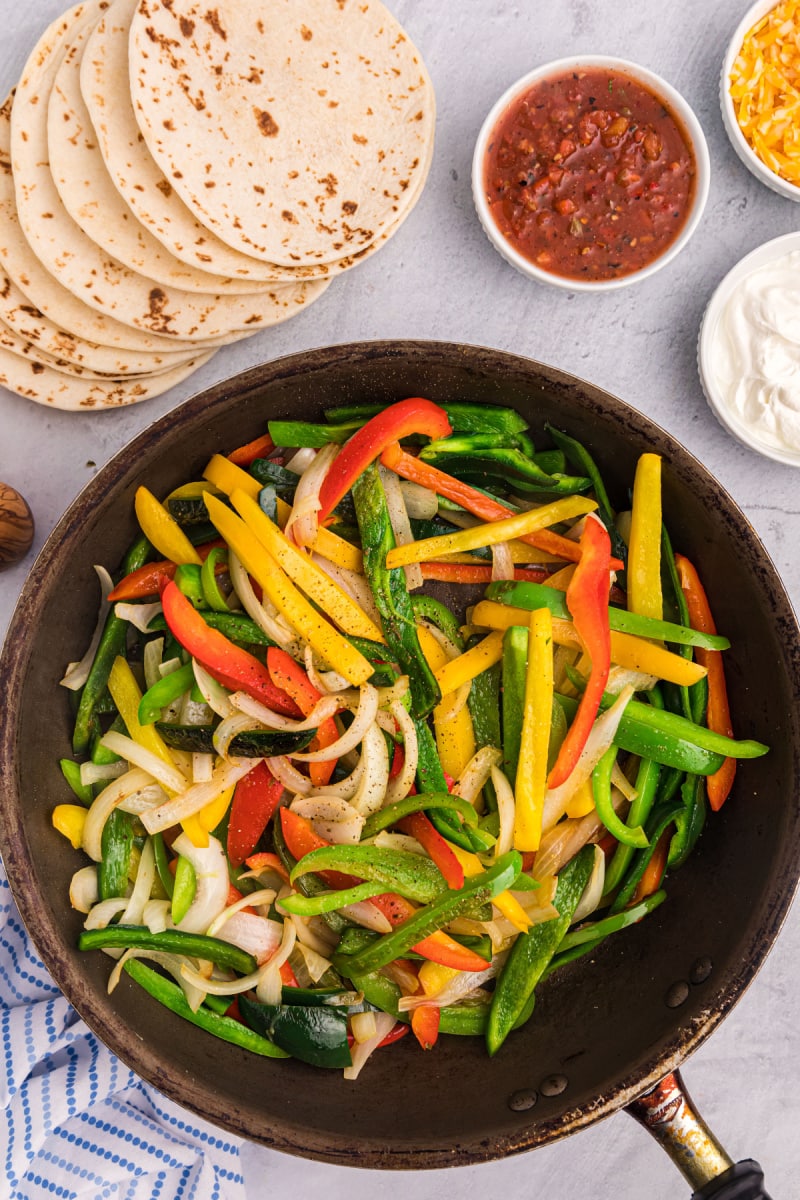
[0, 0, 434, 410]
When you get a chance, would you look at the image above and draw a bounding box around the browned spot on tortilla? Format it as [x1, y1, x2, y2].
[377, 149, 385, 161]
[31, 362, 45, 374]
[318, 172, 337, 196]
[174, 170, 183, 178]
[256, 18, 264, 33]
[254, 108, 279, 137]
[148, 288, 168, 315]
[179, 16, 194, 36]
[321, 61, 329, 69]
[288, 170, 298, 179]
[281, 210, 297, 223]
[156, 178, 173, 197]
[253, 185, 265, 193]
[42, 213, 53, 219]
[328, 101, 339, 108]
[204, 181, 216, 187]
[300, 24, 312, 40]
[353, 133, 367, 144]
[413, 111, 423, 121]
[243, 313, 262, 324]
[246, 68, 262, 83]
[163, 119, 175, 130]
[0, 158, 11, 173]
[204, 8, 227, 39]
[341, 200, 357, 215]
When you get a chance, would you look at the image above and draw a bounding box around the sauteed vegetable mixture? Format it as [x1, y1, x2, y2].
[56, 399, 768, 1075]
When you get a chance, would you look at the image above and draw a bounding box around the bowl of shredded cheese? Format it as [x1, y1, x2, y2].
[722, 0, 800, 200]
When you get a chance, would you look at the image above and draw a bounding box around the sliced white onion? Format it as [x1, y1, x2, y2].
[454, 745, 503, 808]
[285, 908, 334, 956]
[206, 888, 277, 936]
[69, 865, 99, 913]
[380, 464, 423, 591]
[255, 917, 297, 1002]
[351, 1010, 378, 1044]
[376, 678, 410, 707]
[230, 688, 340, 732]
[285, 446, 319, 475]
[491, 765, 516, 858]
[60, 566, 115, 690]
[611, 761, 639, 804]
[228, 551, 300, 652]
[214, 911, 284, 965]
[267, 755, 312, 795]
[491, 540, 514, 582]
[606, 665, 659, 695]
[117, 783, 166, 815]
[418, 618, 460, 661]
[171, 833, 230, 934]
[142, 899, 170, 933]
[344, 1012, 397, 1080]
[179, 694, 213, 727]
[99, 731, 188, 795]
[338, 900, 392, 933]
[399, 962, 500, 1012]
[349, 724, 390, 816]
[296, 942, 333, 984]
[290, 685, 378, 762]
[303, 645, 349, 696]
[533, 790, 627, 881]
[541, 686, 634, 832]
[213, 713, 262, 759]
[82, 768, 156, 862]
[191, 659, 235, 718]
[372, 831, 425, 855]
[141, 758, 256, 834]
[308, 751, 363, 800]
[399, 479, 438, 520]
[290, 795, 365, 844]
[384, 700, 418, 804]
[143, 637, 165, 691]
[192, 753, 214, 784]
[310, 553, 383, 629]
[120, 837, 156, 926]
[113, 601, 162, 634]
[435, 679, 471, 722]
[84, 897, 130, 930]
[159, 655, 184, 678]
[285, 443, 338, 547]
[79, 761, 128, 786]
[572, 845, 606, 924]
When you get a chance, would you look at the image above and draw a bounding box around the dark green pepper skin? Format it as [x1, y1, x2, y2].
[238, 995, 352, 1068]
[80, 925, 257, 974]
[154, 723, 315, 757]
[609, 798, 685, 915]
[487, 846, 594, 1055]
[98, 809, 134, 900]
[323, 401, 530, 438]
[502, 625, 528, 784]
[148, 610, 275, 647]
[267, 419, 364, 448]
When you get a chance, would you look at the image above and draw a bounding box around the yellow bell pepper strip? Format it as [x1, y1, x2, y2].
[203, 453, 261, 501]
[134, 486, 202, 566]
[675, 554, 737, 811]
[548, 516, 612, 789]
[308, 524, 364, 573]
[108, 656, 179, 768]
[565, 777, 596, 819]
[434, 631, 504, 697]
[627, 453, 663, 619]
[52, 804, 87, 849]
[160, 581, 302, 715]
[316, 397, 453, 523]
[470, 602, 706, 687]
[418, 624, 476, 778]
[385, 495, 598, 569]
[229, 489, 384, 642]
[180, 784, 234, 850]
[203, 493, 373, 687]
[449, 844, 532, 934]
[513, 608, 553, 851]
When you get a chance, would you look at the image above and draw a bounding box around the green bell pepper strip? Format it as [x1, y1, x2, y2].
[124, 960, 289, 1058]
[334, 852, 522, 977]
[238, 995, 351, 1068]
[279, 987, 362, 1008]
[258, 484, 278, 524]
[152, 832, 174, 899]
[502, 625, 528, 784]
[137, 662, 195, 725]
[98, 809, 134, 900]
[487, 846, 595, 1055]
[661, 524, 695, 722]
[279, 881, 387, 916]
[420, 433, 521, 455]
[342, 635, 399, 687]
[556, 889, 668, 954]
[154, 722, 315, 758]
[411, 594, 465, 651]
[171, 856, 196, 924]
[249, 458, 300, 502]
[89, 714, 125, 766]
[532, 448, 565, 475]
[148, 609, 276, 647]
[668, 775, 707, 869]
[593, 745, 649, 849]
[59, 758, 94, 806]
[324, 401, 530, 438]
[418, 447, 590, 496]
[603, 756, 661, 896]
[80, 925, 257, 974]
[72, 534, 152, 755]
[486, 580, 730, 651]
[272, 816, 352, 935]
[609, 799, 685, 915]
[267, 419, 365, 448]
[289, 844, 447, 904]
[344, 965, 491, 1036]
[174, 563, 207, 610]
[200, 546, 230, 612]
[360, 792, 479, 839]
[352, 462, 441, 719]
[412, 717, 496, 854]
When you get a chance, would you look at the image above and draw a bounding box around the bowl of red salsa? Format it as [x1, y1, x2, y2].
[472, 57, 710, 290]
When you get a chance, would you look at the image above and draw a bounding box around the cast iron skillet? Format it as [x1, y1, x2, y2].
[1, 342, 797, 1197]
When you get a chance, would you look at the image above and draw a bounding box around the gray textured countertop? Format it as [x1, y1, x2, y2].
[1, 1, 798, 1196]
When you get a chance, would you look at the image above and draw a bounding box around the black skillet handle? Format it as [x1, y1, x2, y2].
[625, 1071, 772, 1200]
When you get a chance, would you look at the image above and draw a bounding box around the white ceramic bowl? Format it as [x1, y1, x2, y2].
[471, 56, 710, 292]
[720, 0, 800, 202]
[698, 232, 800, 467]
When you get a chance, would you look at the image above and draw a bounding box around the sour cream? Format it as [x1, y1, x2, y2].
[708, 249, 800, 453]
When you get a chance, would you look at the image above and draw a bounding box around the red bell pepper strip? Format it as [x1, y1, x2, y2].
[244, 851, 291, 883]
[279, 960, 299, 987]
[160, 580, 301, 716]
[411, 1005, 441, 1051]
[317, 398, 452, 524]
[397, 811, 464, 890]
[420, 562, 550, 585]
[674, 555, 736, 811]
[228, 432, 275, 468]
[108, 541, 226, 601]
[227, 761, 285, 868]
[267, 647, 339, 787]
[378, 1021, 410, 1048]
[548, 515, 612, 788]
[279, 809, 362, 890]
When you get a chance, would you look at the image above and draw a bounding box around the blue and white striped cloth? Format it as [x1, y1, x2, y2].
[0, 862, 247, 1200]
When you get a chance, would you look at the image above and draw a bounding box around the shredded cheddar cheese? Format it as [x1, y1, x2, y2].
[730, 0, 800, 184]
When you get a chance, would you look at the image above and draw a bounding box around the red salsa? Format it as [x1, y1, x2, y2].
[483, 68, 697, 282]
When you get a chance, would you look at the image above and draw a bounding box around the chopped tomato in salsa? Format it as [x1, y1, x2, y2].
[483, 69, 696, 281]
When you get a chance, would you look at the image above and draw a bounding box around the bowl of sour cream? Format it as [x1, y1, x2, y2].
[698, 232, 800, 466]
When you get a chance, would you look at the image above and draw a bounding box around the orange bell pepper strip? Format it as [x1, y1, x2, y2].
[397, 811, 464, 889]
[411, 1005, 441, 1051]
[279, 809, 362, 890]
[227, 432, 274, 467]
[419, 562, 550, 585]
[674, 554, 736, 810]
[632, 829, 671, 903]
[227, 761, 285, 868]
[380, 442, 624, 568]
[160, 580, 301, 716]
[266, 646, 340, 787]
[107, 541, 226, 601]
[548, 515, 612, 788]
[317, 398, 452, 523]
[244, 851, 291, 884]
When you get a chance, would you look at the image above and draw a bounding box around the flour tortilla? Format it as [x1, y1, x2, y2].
[47, 19, 269, 296]
[0, 312, 196, 379]
[127, 0, 434, 267]
[0, 341, 215, 410]
[0, 93, 227, 354]
[10, 3, 330, 342]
